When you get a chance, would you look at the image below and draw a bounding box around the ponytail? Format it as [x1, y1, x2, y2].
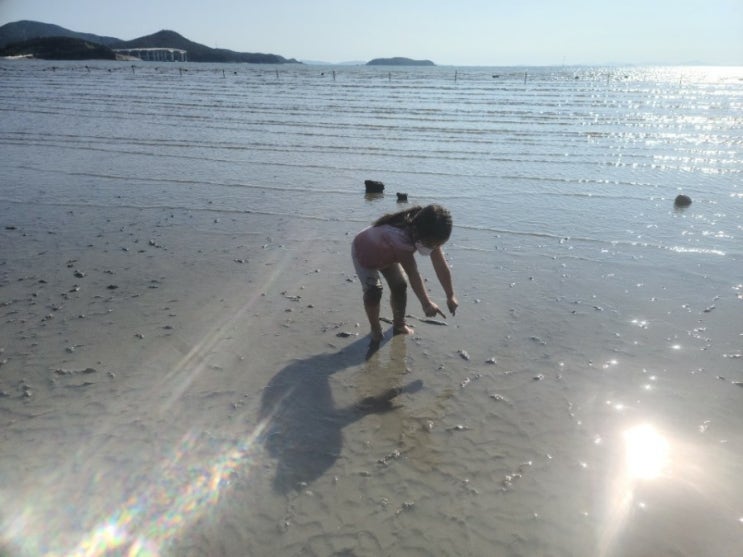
[373, 206, 422, 228]
[373, 204, 452, 245]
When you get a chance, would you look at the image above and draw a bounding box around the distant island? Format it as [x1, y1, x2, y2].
[0, 20, 300, 63]
[367, 57, 435, 66]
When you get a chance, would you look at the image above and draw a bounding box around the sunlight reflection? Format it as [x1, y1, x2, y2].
[598, 418, 743, 555]
[599, 423, 672, 557]
[623, 424, 670, 480]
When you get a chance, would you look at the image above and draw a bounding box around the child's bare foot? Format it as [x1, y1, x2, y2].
[392, 324, 414, 336]
[370, 328, 384, 343]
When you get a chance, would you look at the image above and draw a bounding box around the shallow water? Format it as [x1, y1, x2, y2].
[1, 60, 742, 556]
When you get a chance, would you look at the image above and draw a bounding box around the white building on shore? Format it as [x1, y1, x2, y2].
[113, 48, 187, 62]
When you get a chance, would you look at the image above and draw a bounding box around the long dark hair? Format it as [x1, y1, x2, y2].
[373, 204, 452, 245]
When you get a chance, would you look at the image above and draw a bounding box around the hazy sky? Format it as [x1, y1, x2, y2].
[1, 0, 741, 65]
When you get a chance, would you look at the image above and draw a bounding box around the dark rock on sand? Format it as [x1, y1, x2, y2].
[365, 180, 385, 194]
[674, 194, 692, 208]
[396, 192, 408, 202]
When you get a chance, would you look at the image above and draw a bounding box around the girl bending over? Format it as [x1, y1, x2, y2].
[352, 204, 459, 343]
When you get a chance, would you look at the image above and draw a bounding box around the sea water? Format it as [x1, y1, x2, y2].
[2, 62, 740, 253]
[1, 60, 742, 556]
[2, 63, 741, 264]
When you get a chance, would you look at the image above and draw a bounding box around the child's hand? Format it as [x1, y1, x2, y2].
[423, 302, 446, 319]
[447, 295, 459, 316]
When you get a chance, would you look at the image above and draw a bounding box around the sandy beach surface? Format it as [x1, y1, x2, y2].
[0, 200, 368, 554]
[2, 196, 742, 556]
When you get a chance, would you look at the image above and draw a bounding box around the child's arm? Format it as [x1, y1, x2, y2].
[430, 247, 458, 315]
[398, 252, 446, 318]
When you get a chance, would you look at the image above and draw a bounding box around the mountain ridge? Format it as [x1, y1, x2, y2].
[0, 20, 299, 63]
[0, 36, 117, 60]
[0, 20, 121, 48]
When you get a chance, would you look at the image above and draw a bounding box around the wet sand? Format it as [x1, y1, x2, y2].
[1, 199, 742, 556]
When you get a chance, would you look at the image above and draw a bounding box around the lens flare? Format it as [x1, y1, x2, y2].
[0, 246, 304, 557]
[1, 420, 269, 557]
[73, 423, 267, 556]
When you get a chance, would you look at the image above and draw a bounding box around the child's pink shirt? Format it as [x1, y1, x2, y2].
[352, 224, 415, 269]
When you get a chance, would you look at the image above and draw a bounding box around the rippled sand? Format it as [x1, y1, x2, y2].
[1, 197, 741, 557]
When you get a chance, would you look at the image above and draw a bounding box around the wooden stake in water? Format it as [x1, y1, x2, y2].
[524, 71, 527, 84]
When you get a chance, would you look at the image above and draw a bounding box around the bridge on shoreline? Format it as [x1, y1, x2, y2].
[113, 48, 188, 62]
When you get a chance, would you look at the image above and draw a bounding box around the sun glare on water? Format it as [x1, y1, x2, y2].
[598, 423, 674, 557]
[623, 424, 670, 480]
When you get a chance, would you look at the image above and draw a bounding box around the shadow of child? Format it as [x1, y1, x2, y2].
[259, 336, 421, 494]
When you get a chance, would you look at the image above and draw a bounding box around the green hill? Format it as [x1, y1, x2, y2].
[116, 30, 298, 63]
[0, 20, 299, 63]
[0, 20, 120, 49]
[0, 36, 116, 60]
